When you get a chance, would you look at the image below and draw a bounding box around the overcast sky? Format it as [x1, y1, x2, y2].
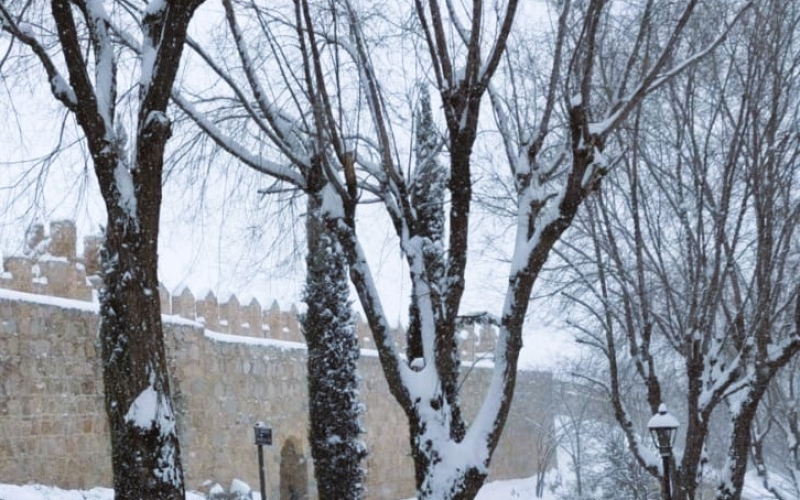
[0, 0, 576, 370]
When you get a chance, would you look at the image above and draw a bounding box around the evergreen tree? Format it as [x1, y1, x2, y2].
[302, 158, 366, 500]
[407, 86, 448, 361]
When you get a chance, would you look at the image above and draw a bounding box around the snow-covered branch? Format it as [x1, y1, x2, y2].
[592, 0, 755, 138]
[82, 0, 117, 128]
[221, 0, 306, 156]
[0, 3, 78, 110]
[172, 92, 305, 186]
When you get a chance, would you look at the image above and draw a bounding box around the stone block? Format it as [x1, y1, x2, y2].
[244, 298, 262, 337]
[173, 287, 196, 320]
[82, 235, 102, 277]
[221, 294, 241, 334]
[0, 316, 18, 335]
[3, 256, 33, 293]
[38, 259, 78, 299]
[48, 220, 77, 260]
[197, 291, 220, 331]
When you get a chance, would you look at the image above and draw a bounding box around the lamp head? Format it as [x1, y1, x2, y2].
[647, 404, 679, 456]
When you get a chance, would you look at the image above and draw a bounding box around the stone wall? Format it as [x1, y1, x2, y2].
[0, 221, 554, 498]
[0, 291, 553, 499]
[0, 220, 500, 360]
[0, 295, 107, 488]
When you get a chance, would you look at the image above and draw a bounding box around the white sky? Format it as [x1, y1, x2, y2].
[0, 0, 576, 370]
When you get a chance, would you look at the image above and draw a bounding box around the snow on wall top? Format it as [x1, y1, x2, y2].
[0, 220, 503, 358]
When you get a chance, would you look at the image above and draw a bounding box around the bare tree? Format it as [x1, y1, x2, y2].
[0, 0, 205, 497]
[555, 2, 800, 499]
[165, 0, 369, 497]
[330, 1, 729, 498]
[168, 0, 732, 497]
[749, 357, 800, 500]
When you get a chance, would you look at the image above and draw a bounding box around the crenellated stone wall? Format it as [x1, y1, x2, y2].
[0, 222, 554, 499]
[1, 221, 500, 359]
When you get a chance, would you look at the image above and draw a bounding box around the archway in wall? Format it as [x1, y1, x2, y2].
[280, 437, 308, 500]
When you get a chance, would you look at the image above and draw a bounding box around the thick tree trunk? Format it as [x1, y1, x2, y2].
[716, 406, 754, 500]
[409, 431, 487, 500]
[99, 211, 184, 500]
[95, 115, 184, 500]
[23, 0, 202, 496]
[716, 381, 773, 500]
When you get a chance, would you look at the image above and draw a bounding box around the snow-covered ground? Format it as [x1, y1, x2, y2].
[0, 476, 548, 500]
[1, 466, 788, 500]
[0, 484, 197, 500]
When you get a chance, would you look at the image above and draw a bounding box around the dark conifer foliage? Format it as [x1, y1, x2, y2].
[407, 86, 448, 362]
[302, 162, 366, 500]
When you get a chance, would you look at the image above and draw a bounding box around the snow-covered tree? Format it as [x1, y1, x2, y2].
[555, 2, 800, 499]
[407, 84, 447, 361]
[328, 1, 729, 498]
[750, 358, 800, 500]
[170, 0, 367, 497]
[170, 0, 733, 497]
[0, 0, 204, 498]
[302, 154, 367, 500]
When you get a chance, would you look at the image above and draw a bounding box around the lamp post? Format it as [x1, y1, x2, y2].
[648, 404, 679, 500]
[254, 422, 273, 500]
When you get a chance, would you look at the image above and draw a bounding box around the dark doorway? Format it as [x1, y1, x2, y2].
[280, 437, 308, 500]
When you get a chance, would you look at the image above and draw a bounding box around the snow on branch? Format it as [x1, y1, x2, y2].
[113, 160, 138, 219]
[699, 352, 744, 411]
[83, 0, 117, 128]
[332, 217, 418, 407]
[139, 0, 167, 93]
[171, 92, 306, 187]
[767, 335, 800, 373]
[221, 0, 306, 157]
[140, 34, 309, 171]
[591, 0, 755, 138]
[0, 3, 78, 110]
[138, 0, 205, 115]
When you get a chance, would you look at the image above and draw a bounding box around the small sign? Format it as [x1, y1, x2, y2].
[254, 423, 272, 446]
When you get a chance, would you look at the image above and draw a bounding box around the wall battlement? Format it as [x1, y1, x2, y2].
[1, 220, 95, 302]
[0, 220, 552, 499]
[0, 279, 552, 500]
[1, 220, 498, 359]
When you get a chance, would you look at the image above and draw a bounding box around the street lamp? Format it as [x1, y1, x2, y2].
[648, 404, 679, 500]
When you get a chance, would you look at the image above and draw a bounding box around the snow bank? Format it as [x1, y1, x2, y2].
[1, 477, 544, 500]
[0, 484, 206, 500]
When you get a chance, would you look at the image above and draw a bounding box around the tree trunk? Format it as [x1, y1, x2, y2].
[10, 0, 203, 496]
[95, 112, 184, 500]
[99, 207, 184, 500]
[409, 426, 488, 500]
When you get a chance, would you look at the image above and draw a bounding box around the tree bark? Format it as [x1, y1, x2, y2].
[100, 188, 183, 500]
[44, 0, 204, 497]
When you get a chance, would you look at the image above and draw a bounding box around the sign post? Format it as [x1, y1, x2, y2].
[253, 422, 272, 500]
